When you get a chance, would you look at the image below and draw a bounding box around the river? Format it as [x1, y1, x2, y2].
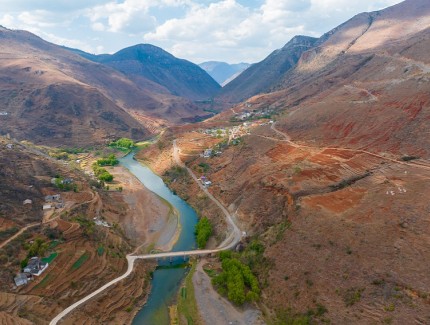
[120, 153, 198, 325]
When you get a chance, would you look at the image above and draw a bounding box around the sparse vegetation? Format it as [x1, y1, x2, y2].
[400, 155, 419, 161]
[0, 227, 18, 241]
[271, 304, 328, 325]
[344, 287, 364, 306]
[163, 165, 188, 185]
[195, 217, 212, 248]
[72, 216, 96, 237]
[53, 177, 75, 191]
[198, 162, 210, 173]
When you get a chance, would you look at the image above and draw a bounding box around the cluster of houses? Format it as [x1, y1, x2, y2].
[203, 127, 228, 138]
[14, 257, 49, 287]
[233, 108, 274, 121]
[93, 217, 111, 228]
[43, 194, 64, 210]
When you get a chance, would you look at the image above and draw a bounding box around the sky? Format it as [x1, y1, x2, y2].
[0, 0, 404, 64]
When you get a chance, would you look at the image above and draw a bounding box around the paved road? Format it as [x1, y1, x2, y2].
[50, 140, 242, 325]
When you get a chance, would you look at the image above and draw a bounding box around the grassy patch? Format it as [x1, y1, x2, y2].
[177, 261, 201, 325]
[48, 240, 60, 249]
[70, 252, 90, 271]
[97, 246, 104, 256]
[41, 252, 58, 264]
[203, 268, 217, 277]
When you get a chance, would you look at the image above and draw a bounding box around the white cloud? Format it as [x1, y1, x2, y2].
[0, 0, 404, 63]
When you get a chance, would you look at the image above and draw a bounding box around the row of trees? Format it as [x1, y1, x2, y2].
[96, 154, 119, 166]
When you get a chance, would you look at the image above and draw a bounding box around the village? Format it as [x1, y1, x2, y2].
[12, 171, 111, 288]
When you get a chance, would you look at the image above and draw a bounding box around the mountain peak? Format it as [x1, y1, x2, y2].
[75, 43, 220, 100]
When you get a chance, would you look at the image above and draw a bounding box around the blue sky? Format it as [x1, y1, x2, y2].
[0, 0, 403, 63]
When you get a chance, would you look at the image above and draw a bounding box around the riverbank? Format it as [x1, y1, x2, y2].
[109, 165, 181, 253]
[192, 258, 265, 325]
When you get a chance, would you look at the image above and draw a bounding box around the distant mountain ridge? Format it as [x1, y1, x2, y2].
[0, 28, 211, 146]
[199, 61, 250, 86]
[71, 44, 221, 101]
[217, 35, 318, 103]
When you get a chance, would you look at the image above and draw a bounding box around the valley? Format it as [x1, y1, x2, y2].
[1, 0, 430, 324]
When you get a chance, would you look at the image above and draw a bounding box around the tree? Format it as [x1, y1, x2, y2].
[195, 217, 212, 248]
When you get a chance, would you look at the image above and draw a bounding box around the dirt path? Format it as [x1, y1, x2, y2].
[193, 259, 265, 325]
[270, 122, 430, 171]
[0, 222, 40, 249]
[173, 140, 242, 248]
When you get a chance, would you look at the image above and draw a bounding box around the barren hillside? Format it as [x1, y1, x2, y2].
[0, 27, 210, 146]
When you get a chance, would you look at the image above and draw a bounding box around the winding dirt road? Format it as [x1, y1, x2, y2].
[270, 122, 430, 171]
[50, 140, 242, 325]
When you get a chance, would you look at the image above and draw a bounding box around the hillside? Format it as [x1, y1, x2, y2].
[75, 44, 221, 101]
[139, 0, 430, 323]
[216, 35, 318, 103]
[199, 61, 250, 86]
[0, 27, 209, 146]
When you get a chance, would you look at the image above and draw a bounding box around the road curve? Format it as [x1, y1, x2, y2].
[50, 140, 242, 325]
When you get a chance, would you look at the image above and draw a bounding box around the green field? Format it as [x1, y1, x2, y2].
[42, 252, 58, 264]
[177, 261, 200, 325]
[34, 274, 52, 289]
[70, 252, 90, 270]
[97, 246, 104, 256]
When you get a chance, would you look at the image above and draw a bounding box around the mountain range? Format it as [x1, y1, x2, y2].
[72, 44, 221, 101]
[198, 61, 250, 86]
[217, 35, 318, 103]
[161, 0, 430, 322]
[230, 0, 430, 156]
[0, 27, 219, 146]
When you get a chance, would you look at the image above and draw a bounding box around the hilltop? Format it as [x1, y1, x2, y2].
[72, 44, 221, 101]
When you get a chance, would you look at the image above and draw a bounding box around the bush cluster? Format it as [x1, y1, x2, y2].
[96, 154, 119, 166]
[92, 164, 114, 182]
[212, 251, 260, 305]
